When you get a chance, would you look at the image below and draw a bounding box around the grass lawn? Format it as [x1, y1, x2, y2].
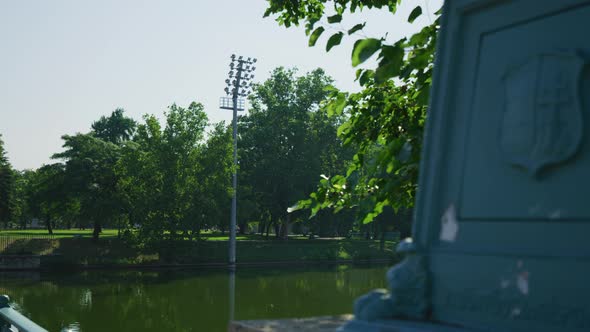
[0, 229, 118, 238]
[200, 233, 311, 241]
[0, 229, 311, 241]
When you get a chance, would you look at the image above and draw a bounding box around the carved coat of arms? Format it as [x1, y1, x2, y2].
[500, 51, 584, 176]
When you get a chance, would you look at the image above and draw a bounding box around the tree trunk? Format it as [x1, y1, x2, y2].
[274, 222, 280, 239]
[259, 218, 267, 236]
[281, 214, 290, 240]
[265, 220, 272, 239]
[46, 215, 53, 235]
[238, 223, 247, 235]
[92, 221, 101, 242]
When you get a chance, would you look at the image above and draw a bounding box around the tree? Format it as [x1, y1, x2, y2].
[0, 134, 14, 227]
[11, 169, 42, 229]
[239, 67, 347, 238]
[92, 108, 137, 145]
[53, 134, 121, 240]
[265, 0, 439, 224]
[194, 122, 233, 237]
[27, 164, 71, 234]
[117, 102, 211, 244]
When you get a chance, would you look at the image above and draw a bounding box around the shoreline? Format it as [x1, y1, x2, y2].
[0, 257, 394, 272]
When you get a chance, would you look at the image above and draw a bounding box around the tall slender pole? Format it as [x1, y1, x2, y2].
[229, 74, 240, 267]
[221, 55, 256, 267]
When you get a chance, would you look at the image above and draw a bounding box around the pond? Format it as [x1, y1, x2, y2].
[0, 264, 389, 331]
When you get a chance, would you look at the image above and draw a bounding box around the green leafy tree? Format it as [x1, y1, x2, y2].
[0, 134, 14, 226]
[265, 0, 439, 224]
[53, 109, 136, 240]
[117, 102, 210, 244]
[92, 108, 137, 144]
[194, 122, 233, 237]
[27, 164, 69, 234]
[11, 170, 39, 229]
[239, 67, 347, 238]
[53, 134, 121, 240]
[116, 121, 161, 241]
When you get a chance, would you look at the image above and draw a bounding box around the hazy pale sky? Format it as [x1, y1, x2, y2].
[0, 0, 442, 170]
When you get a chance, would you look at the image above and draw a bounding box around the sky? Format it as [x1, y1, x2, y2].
[0, 0, 442, 170]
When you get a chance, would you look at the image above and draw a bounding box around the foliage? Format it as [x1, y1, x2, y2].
[116, 102, 232, 245]
[265, 0, 440, 223]
[91, 108, 137, 144]
[6, 104, 232, 243]
[26, 164, 70, 234]
[197, 122, 233, 234]
[0, 134, 14, 225]
[53, 135, 120, 239]
[239, 67, 351, 238]
[9, 170, 34, 228]
[7, 52, 401, 244]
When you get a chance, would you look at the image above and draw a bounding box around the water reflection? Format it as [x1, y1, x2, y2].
[61, 322, 80, 332]
[0, 265, 388, 331]
[228, 268, 235, 322]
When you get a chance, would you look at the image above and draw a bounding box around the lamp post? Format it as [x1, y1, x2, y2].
[220, 54, 257, 267]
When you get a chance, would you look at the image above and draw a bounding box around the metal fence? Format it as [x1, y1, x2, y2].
[0, 233, 56, 256]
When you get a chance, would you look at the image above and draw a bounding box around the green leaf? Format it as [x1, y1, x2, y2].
[308, 27, 325, 47]
[374, 45, 405, 83]
[408, 26, 432, 46]
[388, 0, 401, 14]
[348, 23, 365, 35]
[408, 6, 422, 23]
[323, 84, 338, 92]
[359, 70, 374, 86]
[305, 17, 321, 36]
[337, 121, 351, 137]
[326, 32, 344, 52]
[327, 92, 347, 116]
[327, 14, 342, 23]
[351, 38, 381, 67]
[355, 68, 363, 80]
[287, 202, 303, 213]
[415, 87, 431, 107]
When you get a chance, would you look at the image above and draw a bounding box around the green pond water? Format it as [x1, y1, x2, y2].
[0, 264, 389, 332]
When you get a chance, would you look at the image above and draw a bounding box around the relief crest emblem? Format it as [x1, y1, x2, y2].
[500, 51, 584, 176]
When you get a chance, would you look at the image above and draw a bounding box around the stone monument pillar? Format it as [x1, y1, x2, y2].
[341, 1, 590, 331]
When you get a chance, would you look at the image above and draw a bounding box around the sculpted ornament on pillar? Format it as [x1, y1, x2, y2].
[351, 239, 429, 322]
[500, 51, 585, 177]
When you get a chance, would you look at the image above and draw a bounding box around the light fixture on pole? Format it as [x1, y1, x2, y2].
[220, 54, 257, 267]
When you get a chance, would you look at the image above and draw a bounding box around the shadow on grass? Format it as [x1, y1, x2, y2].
[0, 234, 401, 268]
[55, 238, 158, 266]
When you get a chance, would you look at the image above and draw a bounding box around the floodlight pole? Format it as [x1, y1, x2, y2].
[220, 55, 256, 267]
[229, 74, 240, 267]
